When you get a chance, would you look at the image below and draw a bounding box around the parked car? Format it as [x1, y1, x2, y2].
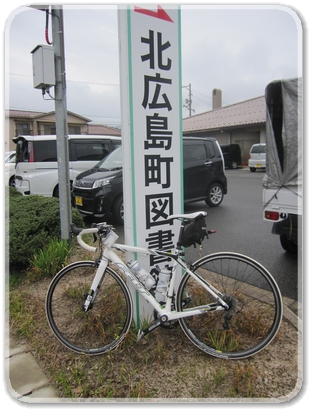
[5, 150, 16, 187]
[248, 143, 266, 172]
[13, 135, 121, 197]
[72, 137, 227, 224]
[220, 144, 242, 169]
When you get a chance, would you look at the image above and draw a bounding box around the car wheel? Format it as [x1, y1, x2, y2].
[205, 183, 224, 207]
[53, 185, 59, 198]
[9, 175, 16, 187]
[280, 235, 297, 253]
[113, 196, 124, 225]
[250, 168, 256, 172]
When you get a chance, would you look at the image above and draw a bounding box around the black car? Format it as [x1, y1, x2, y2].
[72, 137, 227, 224]
[220, 144, 242, 169]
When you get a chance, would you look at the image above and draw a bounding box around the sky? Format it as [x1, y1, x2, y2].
[3, 1, 303, 129]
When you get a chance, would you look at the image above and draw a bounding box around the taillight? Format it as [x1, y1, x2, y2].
[28, 142, 34, 162]
[265, 211, 279, 221]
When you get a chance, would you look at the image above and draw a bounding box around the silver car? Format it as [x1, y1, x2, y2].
[248, 143, 266, 172]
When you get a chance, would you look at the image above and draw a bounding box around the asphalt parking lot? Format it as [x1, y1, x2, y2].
[184, 168, 300, 303]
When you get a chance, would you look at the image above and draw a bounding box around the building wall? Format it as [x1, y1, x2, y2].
[5, 112, 90, 151]
[183, 124, 266, 166]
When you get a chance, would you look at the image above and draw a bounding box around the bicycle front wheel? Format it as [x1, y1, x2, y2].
[176, 252, 283, 359]
[46, 261, 132, 355]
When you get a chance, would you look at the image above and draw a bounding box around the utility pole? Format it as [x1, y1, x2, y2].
[51, 5, 72, 240]
[183, 83, 194, 116]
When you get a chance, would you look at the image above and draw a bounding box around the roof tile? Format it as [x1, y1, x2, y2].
[183, 96, 265, 132]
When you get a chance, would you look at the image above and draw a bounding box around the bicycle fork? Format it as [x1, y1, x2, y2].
[82, 259, 108, 312]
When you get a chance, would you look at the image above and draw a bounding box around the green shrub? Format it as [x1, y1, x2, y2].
[9, 192, 84, 266]
[28, 238, 72, 279]
[8, 186, 22, 197]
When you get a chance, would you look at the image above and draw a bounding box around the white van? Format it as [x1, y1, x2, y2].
[5, 150, 16, 187]
[248, 143, 266, 172]
[13, 135, 121, 197]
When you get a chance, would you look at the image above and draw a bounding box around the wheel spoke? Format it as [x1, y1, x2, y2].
[46, 261, 132, 355]
[177, 252, 282, 359]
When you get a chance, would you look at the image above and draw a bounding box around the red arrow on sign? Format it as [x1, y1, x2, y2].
[134, 5, 173, 23]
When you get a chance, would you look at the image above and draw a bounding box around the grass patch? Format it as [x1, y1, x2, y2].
[28, 238, 72, 280]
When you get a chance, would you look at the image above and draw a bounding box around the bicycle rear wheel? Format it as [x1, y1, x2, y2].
[176, 252, 283, 359]
[46, 261, 132, 355]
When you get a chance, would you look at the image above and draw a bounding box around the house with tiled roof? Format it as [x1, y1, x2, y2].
[5, 109, 120, 151]
[183, 95, 266, 164]
[87, 124, 121, 137]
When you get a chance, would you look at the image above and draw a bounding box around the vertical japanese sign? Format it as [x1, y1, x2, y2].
[118, 5, 183, 324]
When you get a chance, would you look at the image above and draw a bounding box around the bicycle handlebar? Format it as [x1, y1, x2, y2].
[70, 211, 208, 253]
[70, 224, 98, 253]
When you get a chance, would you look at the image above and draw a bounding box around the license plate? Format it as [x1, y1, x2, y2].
[256, 164, 261, 168]
[75, 196, 83, 206]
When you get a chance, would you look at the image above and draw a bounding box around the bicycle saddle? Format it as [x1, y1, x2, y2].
[168, 211, 207, 222]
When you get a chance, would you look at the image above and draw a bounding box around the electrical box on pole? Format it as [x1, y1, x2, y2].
[31, 45, 55, 90]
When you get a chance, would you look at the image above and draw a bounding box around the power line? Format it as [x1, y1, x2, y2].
[8, 72, 120, 87]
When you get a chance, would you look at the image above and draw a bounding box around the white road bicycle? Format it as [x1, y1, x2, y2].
[46, 211, 283, 360]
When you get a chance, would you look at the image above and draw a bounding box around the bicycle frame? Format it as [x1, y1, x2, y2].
[84, 228, 229, 327]
[48, 215, 283, 358]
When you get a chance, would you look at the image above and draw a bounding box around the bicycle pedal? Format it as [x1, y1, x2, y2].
[137, 329, 145, 342]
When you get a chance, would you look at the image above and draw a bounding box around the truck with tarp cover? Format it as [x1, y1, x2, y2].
[263, 78, 302, 253]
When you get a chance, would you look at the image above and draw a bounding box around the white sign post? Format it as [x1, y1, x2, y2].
[118, 5, 183, 326]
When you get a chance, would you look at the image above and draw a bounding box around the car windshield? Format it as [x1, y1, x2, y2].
[5, 151, 15, 163]
[252, 145, 266, 154]
[95, 146, 123, 171]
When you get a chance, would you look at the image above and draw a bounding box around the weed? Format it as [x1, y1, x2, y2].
[8, 269, 25, 289]
[212, 367, 226, 385]
[202, 381, 210, 396]
[28, 239, 72, 280]
[156, 337, 167, 364]
[54, 371, 73, 397]
[9, 292, 34, 338]
[206, 329, 239, 352]
[232, 364, 257, 397]
[129, 380, 148, 398]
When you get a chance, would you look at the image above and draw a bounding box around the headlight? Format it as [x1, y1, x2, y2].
[92, 177, 115, 189]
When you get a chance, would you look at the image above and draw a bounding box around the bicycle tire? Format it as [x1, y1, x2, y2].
[176, 252, 283, 359]
[46, 261, 132, 355]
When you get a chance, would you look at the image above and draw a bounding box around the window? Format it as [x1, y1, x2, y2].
[16, 123, 31, 135]
[73, 141, 111, 161]
[251, 145, 266, 154]
[206, 141, 219, 158]
[112, 140, 122, 150]
[44, 124, 56, 134]
[33, 141, 57, 162]
[68, 125, 81, 134]
[183, 144, 206, 163]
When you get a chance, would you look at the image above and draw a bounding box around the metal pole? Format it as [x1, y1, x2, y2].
[51, 5, 72, 240]
[188, 83, 192, 116]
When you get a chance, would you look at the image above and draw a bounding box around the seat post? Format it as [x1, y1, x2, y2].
[176, 221, 186, 250]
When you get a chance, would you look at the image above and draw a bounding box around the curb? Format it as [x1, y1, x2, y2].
[5, 322, 61, 403]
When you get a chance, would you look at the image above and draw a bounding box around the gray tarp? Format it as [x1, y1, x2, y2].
[263, 77, 302, 188]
